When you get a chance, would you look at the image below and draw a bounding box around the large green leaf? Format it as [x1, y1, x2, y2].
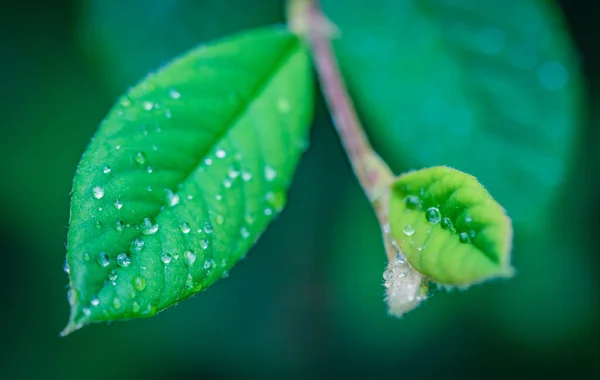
[63, 27, 314, 334]
[388, 166, 513, 285]
[321, 0, 583, 227]
[79, 0, 284, 92]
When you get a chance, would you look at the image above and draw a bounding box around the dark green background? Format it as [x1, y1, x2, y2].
[0, 0, 598, 379]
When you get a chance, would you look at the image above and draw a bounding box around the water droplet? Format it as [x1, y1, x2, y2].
[114, 220, 124, 231]
[277, 97, 291, 113]
[200, 239, 209, 249]
[396, 253, 406, 264]
[215, 215, 224, 225]
[152, 144, 159, 151]
[115, 145, 121, 150]
[223, 179, 232, 188]
[141, 218, 159, 235]
[204, 158, 213, 166]
[146, 166, 153, 174]
[132, 301, 141, 313]
[108, 269, 118, 281]
[90, 296, 100, 307]
[215, 194, 222, 201]
[103, 165, 111, 174]
[179, 222, 191, 234]
[468, 229, 477, 239]
[130, 238, 145, 252]
[163, 189, 180, 207]
[92, 186, 105, 199]
[143, 101, 154, 111]
[403, 195, 421, 210]
[117, 252, 132, 267]
[165, 109, 172, 119]
[203, 222, 213, 234]
[464, 215, 473, 223]
[216, 149, 226, 159]
[134, 152, 147, 165]
[63, 260, 70, 274]
[169, 89, 181, 99]
[112, 297, 122, 309]
[147, 186, 153, 192]
[459, 232, 471, 243]
[82, 252, 90, 262]
[203, 261, 211, 269]
[441, 217, 455, 232]
[82, 308, 91, 317]
[161, 252, 172, 264]
[244, 213, 255, 225]
[264, 208, 273, 216]
[186, 273, 194, 289]
[133, 276, 146, 291]
[241, 170, 252, 181]
[228, 168, 240, 179]
[187, 194, 194, 200]
[184, 250, 196, 265]
[114, 198, 123, 210]
[97, 252, 110, 267]
[240, 227, 250, 239]
[425, 207, 441, 224]
[403, 224, 415, 236]
[264, 166, 277, 181]
[95, 220, 102, 229]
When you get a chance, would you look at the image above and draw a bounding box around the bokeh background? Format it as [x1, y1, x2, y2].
[1, 0, 598, 379]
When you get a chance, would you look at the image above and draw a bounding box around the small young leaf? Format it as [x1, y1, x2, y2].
[62, 27, 314, 334]
[388, 166, 513, 286]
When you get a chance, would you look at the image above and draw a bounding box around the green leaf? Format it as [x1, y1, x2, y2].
[80, 0, 285, 93]
[322, 0, 583, 228]
[388, 166, 513, 285]
[63, 27, 314, 334]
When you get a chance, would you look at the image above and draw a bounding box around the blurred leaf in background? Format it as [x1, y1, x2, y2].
[322, 0, 598, 351]
[0, 0, 598, 379]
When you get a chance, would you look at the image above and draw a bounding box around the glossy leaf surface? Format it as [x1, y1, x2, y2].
[388, 166, 513, 285]
[63, 27, 314, 334]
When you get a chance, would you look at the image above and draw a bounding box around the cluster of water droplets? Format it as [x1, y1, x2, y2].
[402, 194, 476, 244]
[383, 253, 426, 317]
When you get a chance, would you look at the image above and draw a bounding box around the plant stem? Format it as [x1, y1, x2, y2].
[288, 0, 397, 262]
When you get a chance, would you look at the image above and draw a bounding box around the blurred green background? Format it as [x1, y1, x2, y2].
[0, 0, 598, 379]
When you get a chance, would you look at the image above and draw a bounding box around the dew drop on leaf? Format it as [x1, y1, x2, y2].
[108, 270, 118, 281]
[160, 252, 172, 264]
[97, 252, 110, 268]
[92, 186, 105, 199]
[215, 149, 226, 159]
[133, 276, 146, 291]
[240, 227, 250, 239]
[114, 199, 123, 210]
[165, 189, 180, 207]
[103, 165, 112, 174]
[179, 222, 191, 234]
[130, 238, 145, 253]
[264, 166, 277, 181]
[459, 232, 471, 243]
[403, 224, 415, 236]
[140, 218, 159, 235]
[425, 207, 441, 224]
[133, 152, 147, 166]
[116, 252, 132, 267]
[184, 250, 196, 265]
